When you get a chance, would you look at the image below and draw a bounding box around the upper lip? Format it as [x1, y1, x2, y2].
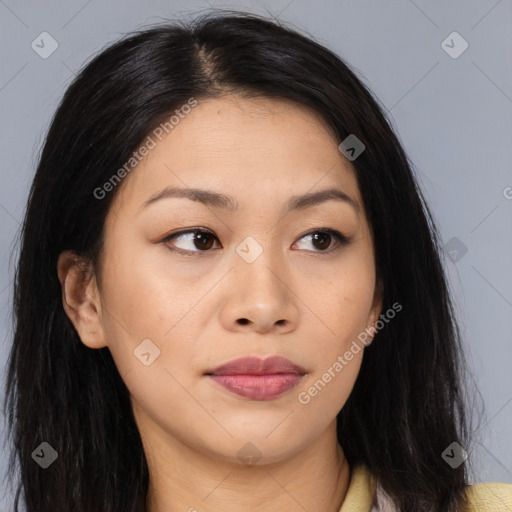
[206, 356, 307, 376]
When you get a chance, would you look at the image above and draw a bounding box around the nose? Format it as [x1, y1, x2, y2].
[219, 246, 300, 335]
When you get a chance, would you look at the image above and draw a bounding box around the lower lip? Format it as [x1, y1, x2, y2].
[208, 373, 304, 401]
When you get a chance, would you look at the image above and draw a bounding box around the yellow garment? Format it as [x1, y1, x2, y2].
[338, 465, 374, 511]
[339, 465, 512, 511]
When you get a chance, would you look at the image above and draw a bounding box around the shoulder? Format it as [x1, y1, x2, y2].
[343, 465, 512, 512]
[464, 481, 512, 511]
[367, 469, 512, 512]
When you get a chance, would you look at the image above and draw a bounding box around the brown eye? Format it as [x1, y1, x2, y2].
[311, 231, 332, 250]
[293, 229, 349, 253]
[163, 229, 220, 253]
[192, 231, 215, 250]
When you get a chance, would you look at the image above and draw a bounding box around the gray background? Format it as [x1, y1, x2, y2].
[1, 0, 511, 508]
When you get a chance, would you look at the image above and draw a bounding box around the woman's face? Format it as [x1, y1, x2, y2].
[72, 95, 381, 465]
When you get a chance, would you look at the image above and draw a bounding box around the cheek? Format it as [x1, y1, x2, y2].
[296, 352, 363, 436]
[296, 251, 375, 405]
[310, 262, 376, 342]
[97, 245, 208, 390]
[99, 237, 176, 332]
[126, 366, 207, 446]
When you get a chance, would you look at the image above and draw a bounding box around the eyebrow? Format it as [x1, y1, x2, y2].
[139, 186, 359, 215]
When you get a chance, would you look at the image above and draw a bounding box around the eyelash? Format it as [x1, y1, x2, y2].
[161, 227, 350, 256]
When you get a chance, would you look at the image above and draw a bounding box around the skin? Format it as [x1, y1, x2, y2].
[58, 95, 382, 512]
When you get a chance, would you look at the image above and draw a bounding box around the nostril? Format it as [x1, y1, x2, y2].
[238, 318, 249, 325]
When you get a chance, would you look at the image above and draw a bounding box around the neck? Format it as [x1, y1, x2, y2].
[142, 420, 350, 512]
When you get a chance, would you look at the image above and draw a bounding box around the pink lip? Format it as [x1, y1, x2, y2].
[206, 356, 306, 401]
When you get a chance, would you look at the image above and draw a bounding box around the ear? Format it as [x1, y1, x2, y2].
[57, 250, 108, 349]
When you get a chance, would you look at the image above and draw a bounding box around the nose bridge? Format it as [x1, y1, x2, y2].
[234, 234, 287, 301]
[220, 234, 299, 332]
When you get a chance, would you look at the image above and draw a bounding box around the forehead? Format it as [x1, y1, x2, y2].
[111, 95, 364, 217]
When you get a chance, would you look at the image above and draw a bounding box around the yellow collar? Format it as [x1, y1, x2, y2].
[339, 464, 376, 512]
[338, 465, 512, 512]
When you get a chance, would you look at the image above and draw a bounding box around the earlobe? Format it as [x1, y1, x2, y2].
[57, 250, 108, 349]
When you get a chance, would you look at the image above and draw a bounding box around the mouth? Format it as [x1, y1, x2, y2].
[205, 356, 307, 401]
